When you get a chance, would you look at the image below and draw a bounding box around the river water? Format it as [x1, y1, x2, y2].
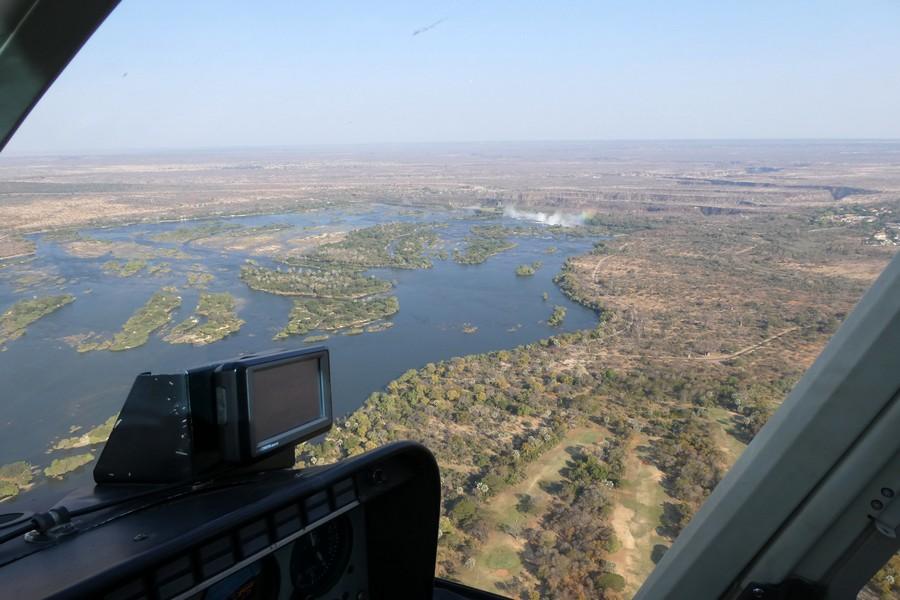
[0, 205, 599, 510]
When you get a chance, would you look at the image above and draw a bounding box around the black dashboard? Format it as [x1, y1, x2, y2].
[0, 442, 490, 600]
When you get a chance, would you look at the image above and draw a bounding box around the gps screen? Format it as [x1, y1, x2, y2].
[249, 357, 323, 447]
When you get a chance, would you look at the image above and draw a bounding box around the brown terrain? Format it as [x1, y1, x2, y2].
[2, 141, 899, 597]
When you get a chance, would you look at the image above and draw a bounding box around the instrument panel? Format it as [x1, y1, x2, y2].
[194, 509, 367, 600]
[0, 442, 441, 600]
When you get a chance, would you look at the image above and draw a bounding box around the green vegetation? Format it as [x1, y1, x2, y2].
[525, 478, 618, 597]
[515, 264, 535, 277]
[547, 305, 566, 327]
[454, 225, 517, 265]
[45, 453, 94, 479]
[102, 258, 172, 277]
[517, 493, 535, 514]
[147, 262, 172, 276]
[542, 292, 549, 302]
[515, 261, 542, 276]
[77, 290, 181, 352]
[151, 221, 292, 244]
[302, 334, 330, 343]
[473, 207, 504, 219]
[290, 201, 880, 594]
[482, 546, 520, 571]
[0, 481, 18, 499]
[102, 259, 147, 277]
[275, 296, 399, 339]
[241, 263, 391, 299]
[545, 246, 558, 254]
[554, 258, 604, 312]
[52, 416, 116, 451]
[870, 554, 900, 599]
[366, 322, 394, 333]
[0, 461, 34, 499]
[597, 573, 626, 592]
[294, 222, 443, 270]
[186, 271, 215, 288]
[0, 295, 74, 347]
[41, 229, 82, 243]
[0, 234, 36, 261]
[63, 238, 191, 260]
[165, 293, 244, 345]
[1, 267, 67, 292]
[151, 221, 242, 243]
[294, 330, 622, 596]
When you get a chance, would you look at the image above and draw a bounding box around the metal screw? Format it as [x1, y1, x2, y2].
[871, 499, 885, 511]
[751, 587, 766, 599]
[882, 487, 895, 498]
[133, 533, 148, 542]
[370, 469, 386, 485]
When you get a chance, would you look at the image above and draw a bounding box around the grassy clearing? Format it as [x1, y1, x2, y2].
[708, 407, 749, 466]
[607, 435, 671, 597]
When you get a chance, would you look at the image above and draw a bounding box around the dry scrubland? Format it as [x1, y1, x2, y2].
[2, 142, 900, 598]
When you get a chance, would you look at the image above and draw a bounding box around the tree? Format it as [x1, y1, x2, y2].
[517, 493, 536, 514]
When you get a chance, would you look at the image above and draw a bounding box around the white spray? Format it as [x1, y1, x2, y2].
[502, 206, 588, 228]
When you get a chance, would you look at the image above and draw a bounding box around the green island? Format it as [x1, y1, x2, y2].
[77, 290, 181, 352]
[547, 305, 567, 327]
[147, 262, 172, 276]
[63, 237, 191, 260]
[0, 295, 75, 347]
[462, 323, 479, 334]
[165, 293, 244, 345]
[472, 207, 504, 219]
[150, 221, 241, 243]
[274, 296, 399, 339]
[240, 262, 391, 299]
[0, 461, 34, 499]
[1, 268, 67, 293]
[102, 259, 147, 277]
[45, 453, 95, 479]
[302, 334, 330, 343]
[52, 415, 116, 451]
[151, 221, 292, 244]
[515, 261, 542, 277]
[295, 222, 443, 270]
[186, 271, 215, 288]
[365, 322, 394, 333]
[454, 225, 518, 265]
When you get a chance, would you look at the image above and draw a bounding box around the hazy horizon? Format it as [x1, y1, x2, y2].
[6, 139, 900, 165]
[5, 1, 900, 155]
[6, 137, 900, 158]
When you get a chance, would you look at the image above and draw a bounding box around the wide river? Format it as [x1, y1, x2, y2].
[0, 205, 599, 510]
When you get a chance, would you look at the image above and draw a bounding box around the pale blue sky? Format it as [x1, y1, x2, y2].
[6, 0, 900, 154]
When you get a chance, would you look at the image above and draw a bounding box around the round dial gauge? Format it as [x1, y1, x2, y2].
[290, 515, 353, 598]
